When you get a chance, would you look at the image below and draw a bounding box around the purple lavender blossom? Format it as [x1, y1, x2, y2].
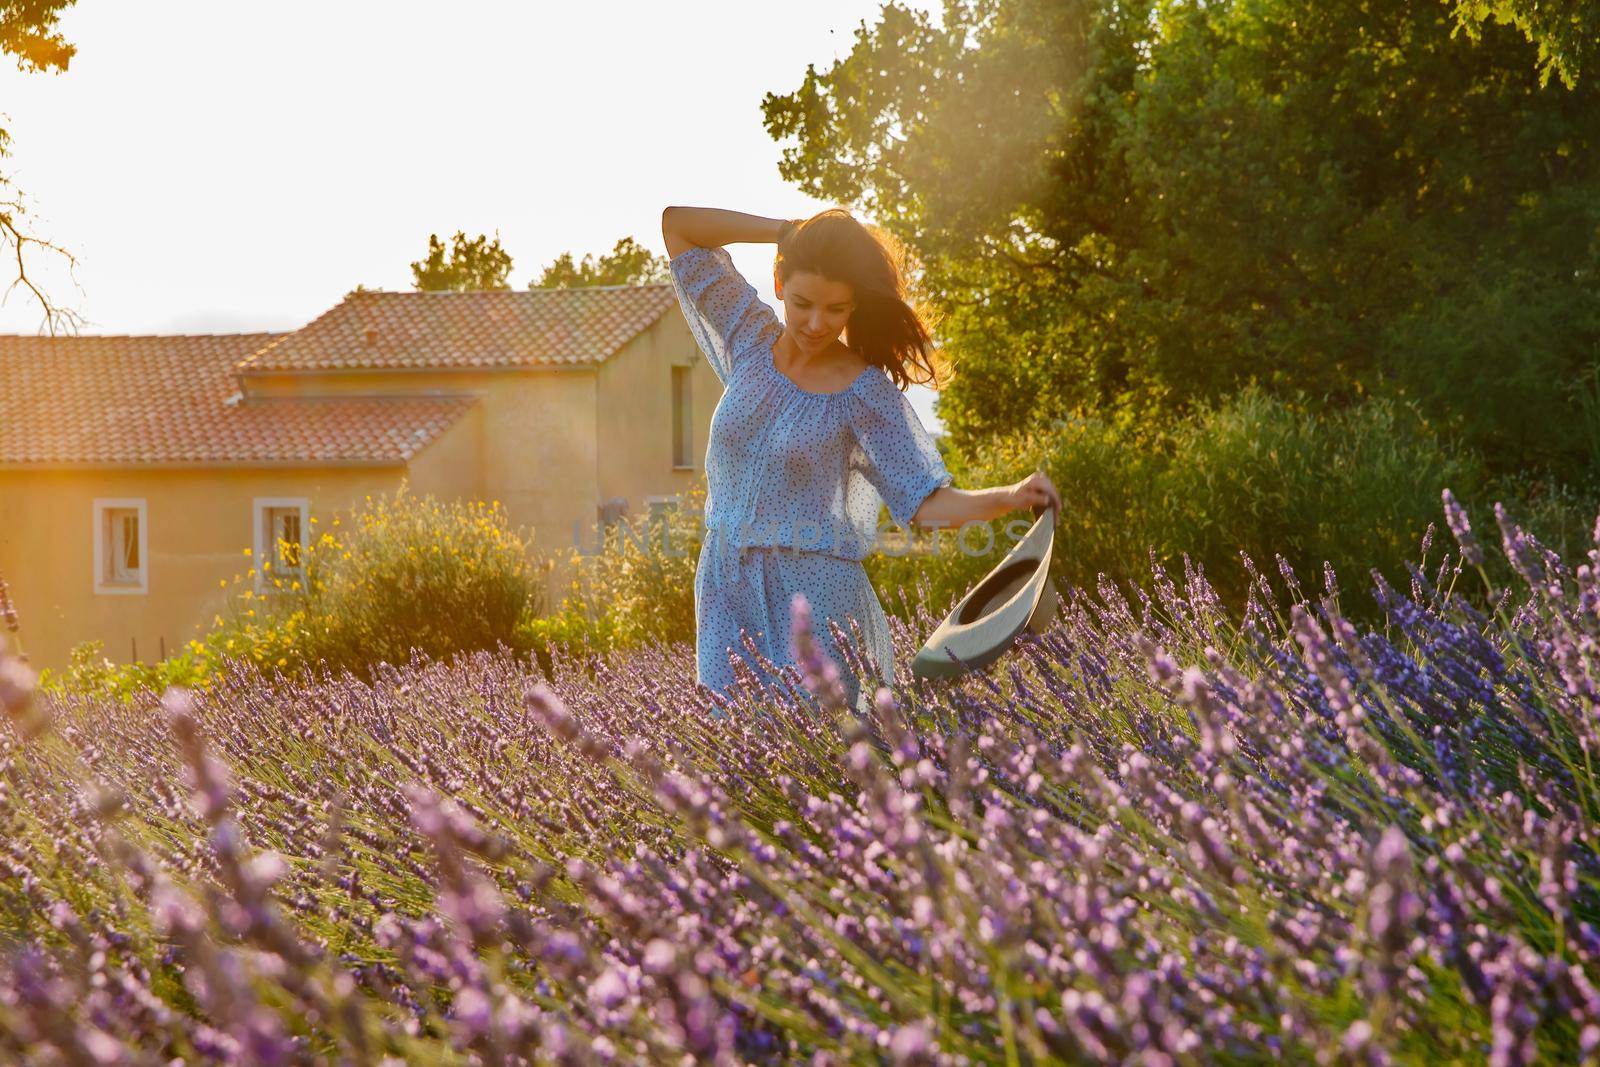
[1442, 488, 1485, 567]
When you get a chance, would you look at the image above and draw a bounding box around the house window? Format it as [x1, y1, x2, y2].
[671, 365, 692, 468]
[93, 498, 148, 594]
[253, 497, 309, 593]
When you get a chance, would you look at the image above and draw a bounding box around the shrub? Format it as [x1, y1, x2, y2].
[41, 639, 211, 703]
[1378, 262, 1600, 479]
[1155, 387, 1488, 605]
[528, 481, 706, 664]
[278, 484, 549, 679]
[939, 386, 1572, 622]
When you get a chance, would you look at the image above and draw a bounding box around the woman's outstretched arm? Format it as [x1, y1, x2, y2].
[661, 206, 793, 258]
[911, 471, 1063, 528]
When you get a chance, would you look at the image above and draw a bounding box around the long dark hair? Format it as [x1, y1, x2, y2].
[775, 208, 949, 391]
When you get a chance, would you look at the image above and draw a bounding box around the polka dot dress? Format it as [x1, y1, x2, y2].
[668, 244, 953, 714]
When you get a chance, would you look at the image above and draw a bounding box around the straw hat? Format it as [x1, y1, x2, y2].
[910, 503, 1060, 680]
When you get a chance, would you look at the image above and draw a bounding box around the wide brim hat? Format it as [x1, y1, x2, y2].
[910, 502, 1060, 680]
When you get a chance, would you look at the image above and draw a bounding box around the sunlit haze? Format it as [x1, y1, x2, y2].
[0, 0, 943, 429]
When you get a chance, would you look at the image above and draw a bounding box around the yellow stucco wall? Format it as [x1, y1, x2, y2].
[0, 307, 720, 674]
[0, 465, 408, 670]
[595, 312, 719, 533]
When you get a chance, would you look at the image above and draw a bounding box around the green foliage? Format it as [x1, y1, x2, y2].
[276, 485, 549, 679]
[1446, 0, 1600, 88]
[513, 607, 621, 676]
[761, 0, 1600, 480]
[924, 386, 1583, 619]
[532, 236, 670, 289]
[528, 482, 706, 661]
[1381, 259, 1600, 480]
[1152, 389, 1487, 605]
[409, 230, 514, 291]
[878, 406, 1165, 616]
[37, 638, 211, 704]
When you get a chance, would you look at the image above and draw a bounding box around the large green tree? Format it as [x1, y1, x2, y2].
[532, 236, 669, 289]
[761, 0, 1600, 478]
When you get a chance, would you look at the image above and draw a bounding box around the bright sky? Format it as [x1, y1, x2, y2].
[0, 0, 945, 431]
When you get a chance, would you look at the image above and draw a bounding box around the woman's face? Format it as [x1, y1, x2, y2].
[775, 269, 856, 352]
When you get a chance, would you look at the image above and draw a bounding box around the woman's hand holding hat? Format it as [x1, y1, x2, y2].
[1008, 470, 1062, 516]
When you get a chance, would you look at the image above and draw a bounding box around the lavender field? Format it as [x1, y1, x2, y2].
[2, 491, 1598, 1065]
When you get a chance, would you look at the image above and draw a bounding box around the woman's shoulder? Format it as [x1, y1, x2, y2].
[845, 360, 896, 398]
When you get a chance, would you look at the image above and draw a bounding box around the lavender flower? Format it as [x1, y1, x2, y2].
[1442, 488, 1485, 567]
[790, 592, 849, 713]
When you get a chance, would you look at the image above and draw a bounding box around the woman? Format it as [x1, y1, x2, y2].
[661, 205, 1061, 714]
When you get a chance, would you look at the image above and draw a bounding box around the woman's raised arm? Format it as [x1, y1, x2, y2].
[661, 206, 794, 259]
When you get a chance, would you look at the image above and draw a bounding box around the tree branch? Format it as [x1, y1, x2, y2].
[0, 185, 87, 336]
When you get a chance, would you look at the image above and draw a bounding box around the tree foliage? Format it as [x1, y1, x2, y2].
[1446, 0, 1600, 89]
[532, 235, 669, 289]
[0, 0, 84, 333]
[761, 0, 1600, 479]
[409, 230, 514, 291]
[0, 0, 75, 74]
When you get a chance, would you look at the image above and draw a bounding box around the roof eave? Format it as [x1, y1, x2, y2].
[234, 361, 604, 377]
[231, 298, 677, 377]
[0, 458, 413, 471]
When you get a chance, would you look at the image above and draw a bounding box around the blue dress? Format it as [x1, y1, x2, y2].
[668, 244, 954, 714]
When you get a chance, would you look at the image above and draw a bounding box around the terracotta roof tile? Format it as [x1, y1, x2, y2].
[238, 285, 678, 373]
[0, 333, 475, 466]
